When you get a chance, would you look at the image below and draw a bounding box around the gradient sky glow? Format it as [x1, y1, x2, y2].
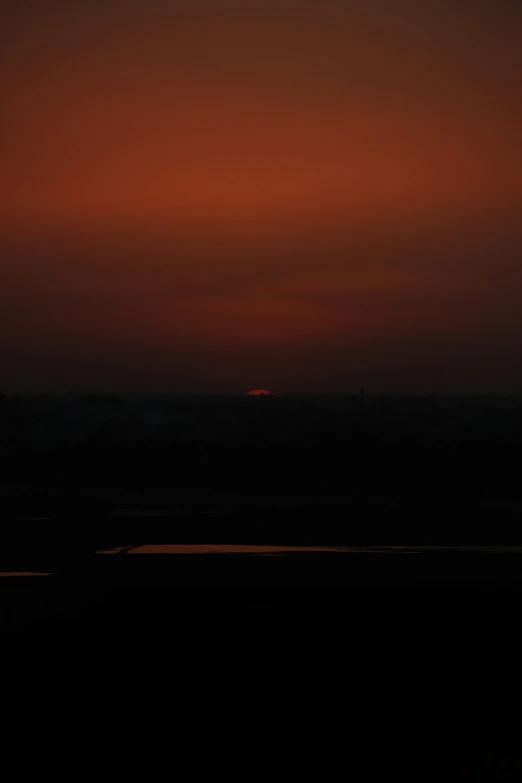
[2, 1, 521, 392]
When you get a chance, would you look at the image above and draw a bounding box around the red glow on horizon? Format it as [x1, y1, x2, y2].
[245, 389, 276, 397]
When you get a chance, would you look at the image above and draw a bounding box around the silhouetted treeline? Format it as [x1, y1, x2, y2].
[1, 394, 521, 505]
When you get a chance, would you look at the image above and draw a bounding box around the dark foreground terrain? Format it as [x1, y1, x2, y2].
[1, 539, 522, 779]
[1, 394, 522, 777]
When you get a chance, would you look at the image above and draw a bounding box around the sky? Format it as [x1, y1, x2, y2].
[1, 1, 521, 393]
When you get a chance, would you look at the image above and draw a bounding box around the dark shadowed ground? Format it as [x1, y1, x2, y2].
[1, 394, 521, 777]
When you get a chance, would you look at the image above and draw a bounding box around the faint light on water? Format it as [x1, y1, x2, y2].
[0, 571, 52, 577]
[128, 544, 344, 554]
[97, 544, 348, 555]
[95, 545, 133, 554]
[95, 544, 421, 555]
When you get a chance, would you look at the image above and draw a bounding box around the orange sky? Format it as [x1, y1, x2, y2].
[2, 2, 522, 392]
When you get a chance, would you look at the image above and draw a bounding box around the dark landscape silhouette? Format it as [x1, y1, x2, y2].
[1, 392, 522, 748]
[1, 391, 520, 537]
